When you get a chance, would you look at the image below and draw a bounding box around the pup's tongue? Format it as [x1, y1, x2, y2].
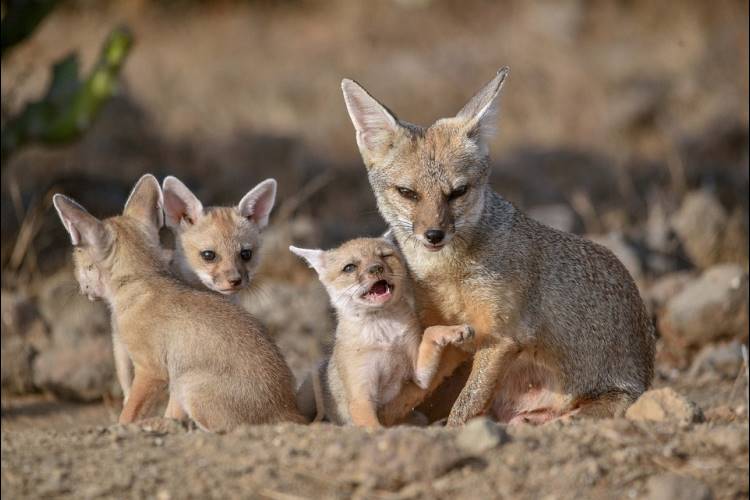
[369, 280, 389, 296]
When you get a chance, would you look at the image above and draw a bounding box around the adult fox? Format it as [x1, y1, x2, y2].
[340, 68, 655, 426]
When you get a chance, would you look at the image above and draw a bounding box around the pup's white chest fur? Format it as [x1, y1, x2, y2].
[337, 309, 421, 405]
[356, 314, 417, 346]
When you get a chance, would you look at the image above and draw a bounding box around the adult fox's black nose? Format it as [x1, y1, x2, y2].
[424, 229, 445, 245]
[367, 264, 384, 275]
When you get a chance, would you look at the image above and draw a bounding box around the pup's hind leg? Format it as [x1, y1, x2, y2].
[112, 322, 132, 402]
[164, 394, 187, 421]
[119, 370, 166, 424]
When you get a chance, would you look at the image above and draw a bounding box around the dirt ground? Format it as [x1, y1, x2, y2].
[1, 1, 749, 499]
[2, 374, 748, 499]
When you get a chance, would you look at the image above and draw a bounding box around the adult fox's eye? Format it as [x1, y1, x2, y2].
[396, 186, 419, 201]
[239, 249, 253, 261]
[342, 263, 356, 273]
[200, 250, 216, 262]
[448, 185, 469, 201]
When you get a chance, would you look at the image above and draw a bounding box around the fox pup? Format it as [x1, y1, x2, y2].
[106, 176, 278, 403]
[53, 174, 304, 430]
[162, 175, 277, 296]
[341, 68, 655, 426]
[290, 238, 474, 427]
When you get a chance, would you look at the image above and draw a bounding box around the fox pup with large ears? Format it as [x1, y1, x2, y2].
[53, 175, 303, 430]
[162, 176, 277, 296]
[291, 238, 474, 427]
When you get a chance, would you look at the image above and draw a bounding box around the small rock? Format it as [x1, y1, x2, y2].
[688, 341, 744, 379]
[0, 335, 36, 394]
[626, 388, 704, 424]
[528, 204, 578, 233]
[704, 405, 737, 422]
[646, 473, 713, 500]
[671, 190, 747, 269]
[33, 337, 115, 402]
[36, 269, 111, 347]
[703, 426, 749, 455]
[0, 291, 51, 394]
[588, 232, 643, 283]
[658, 264, 748, 353]
[455, 417, 510, 454]
[645, 271, 695, 315]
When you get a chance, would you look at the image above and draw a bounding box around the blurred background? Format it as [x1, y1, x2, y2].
[1, 0, 748, 416]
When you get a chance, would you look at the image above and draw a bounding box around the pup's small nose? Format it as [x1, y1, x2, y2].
[424, 229, 445, 245]
[228, 277, 242, 287]
[367, 264, 384, 275]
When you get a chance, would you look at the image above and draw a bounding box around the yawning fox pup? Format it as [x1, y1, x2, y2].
[53, 174, 304, 430]
[291, 238, 474, 427]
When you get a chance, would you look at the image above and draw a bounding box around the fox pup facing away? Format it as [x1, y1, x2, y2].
[53, 174, 304, 430]
[162, 175, 277, 296]
[290, 238, 474, 427]
[109, 176, 277, 403]
[341, 68, 655, 426]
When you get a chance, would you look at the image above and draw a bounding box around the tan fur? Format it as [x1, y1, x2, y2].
[54, 175, 303, 431]
[290, 238, 473, 426]
[163, 176, 276, 296]
[341, 69, 655, 426]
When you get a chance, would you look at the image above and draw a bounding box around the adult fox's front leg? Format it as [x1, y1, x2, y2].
[446, 336, 520, 426]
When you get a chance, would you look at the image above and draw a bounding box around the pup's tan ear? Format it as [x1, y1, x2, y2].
[53, 194, 110, 250]
[162, 175, 204, 230]
[289, 245, 325, 275]
[455, 67, 509, 153]
[238, 179, 277, 229]
[123, 174, 164, 230]
[341, 79, 401, 166]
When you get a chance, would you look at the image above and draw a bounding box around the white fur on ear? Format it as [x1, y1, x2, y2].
[52, 194, 109, 249]
[289, 245, 325, 275]
[238, 179, 277, 229]
[455, 67, 509, 153]
[341, 79, 400, 156]
[162, 175, 204, 229]
[124, 174, 164, 230]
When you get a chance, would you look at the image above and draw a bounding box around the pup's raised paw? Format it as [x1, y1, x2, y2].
[434, 324, 475, 346]
[448, 324, 475, 344]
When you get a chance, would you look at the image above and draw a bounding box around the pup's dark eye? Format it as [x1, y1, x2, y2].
[239, 249, 253, 261]
[200, 250, 216, 262]
[342, 263, 357, 273]
[448, 185, 469, 200]
[396, 186, 419, 201]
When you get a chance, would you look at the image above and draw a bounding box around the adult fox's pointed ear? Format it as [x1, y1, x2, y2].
[455, 67, 509, 155]
[162, 175, 204, 230]
[289, 245, 325, 276]
[341, 79, 401, 166]
[53, 194, 110, 250]
[124, 174, 164, 231]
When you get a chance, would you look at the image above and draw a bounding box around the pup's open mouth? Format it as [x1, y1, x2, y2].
[361, 279, 393, 304]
